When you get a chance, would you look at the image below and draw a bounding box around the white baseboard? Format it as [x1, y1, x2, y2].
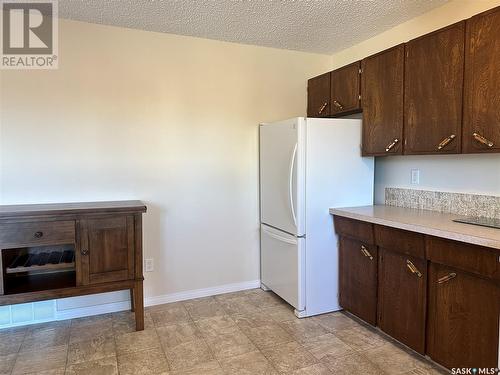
[0, 280, 262, 328]
[56, 300, 132, 320]
[46, 279, 260, 322]
[144, 279, 261, 307]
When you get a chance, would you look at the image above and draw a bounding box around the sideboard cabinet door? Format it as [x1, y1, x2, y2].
[79, 216, 135, 285]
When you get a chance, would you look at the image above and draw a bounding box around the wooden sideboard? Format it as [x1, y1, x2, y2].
[333, 214, 500, 370]
[0, 201, 147, 330]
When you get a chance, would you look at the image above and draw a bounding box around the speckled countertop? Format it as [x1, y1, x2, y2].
[330, 205, 500, 250]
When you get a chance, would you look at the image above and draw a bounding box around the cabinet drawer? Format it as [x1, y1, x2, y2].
[427, 237, 500, 280]
[0, 221, 75, 249]
[375, 225, 425, 259]
[334, 216, 374, 244]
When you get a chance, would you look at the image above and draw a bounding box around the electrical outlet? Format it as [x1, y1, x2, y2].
[144, 258, 154, 272]
[411, 169, 420, 185]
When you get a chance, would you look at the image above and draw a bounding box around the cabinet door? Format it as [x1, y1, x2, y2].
[463, 7, 500, 153]
[79, 216, 135, 285]
[307, 72, 331, 118]
[362, 45, 404, 156]
[378, 249, 426, 354]
[339, 237, 377, 325]
[330, 62, 361, 116]
[427, 263, 500, 369]
[404, 22, 465, 154]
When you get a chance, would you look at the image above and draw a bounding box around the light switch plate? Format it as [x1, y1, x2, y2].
[144, 259, 154, 272]
[411, 169, 420, 185]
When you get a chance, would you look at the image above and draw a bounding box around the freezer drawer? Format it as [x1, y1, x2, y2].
[260, 224, 305, 311]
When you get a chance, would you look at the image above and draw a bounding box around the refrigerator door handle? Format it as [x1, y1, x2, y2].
[262, 226, 297, 245]
[288, 143, 298, 228]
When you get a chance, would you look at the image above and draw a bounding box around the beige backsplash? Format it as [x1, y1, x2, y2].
[385, 187, 500, 219]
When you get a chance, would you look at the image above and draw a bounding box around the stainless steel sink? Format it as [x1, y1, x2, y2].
[453, 217, 500, 229]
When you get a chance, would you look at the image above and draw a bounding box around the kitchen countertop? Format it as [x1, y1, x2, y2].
[330, 205, 500, 250]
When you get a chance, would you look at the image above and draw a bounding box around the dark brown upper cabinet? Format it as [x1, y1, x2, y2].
[330, 61, 362, 116]
[463, 6, 500, 153]
[361, 45, 404, 156]
[307, 72, 331, 117]
[308, 6, 500, 156]
[404, 22, 465, 155]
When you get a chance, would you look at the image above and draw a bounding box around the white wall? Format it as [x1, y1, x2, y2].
[374, 155, 500, 203]
[330, 0, 500, 203]
[0, 18, 332, 316]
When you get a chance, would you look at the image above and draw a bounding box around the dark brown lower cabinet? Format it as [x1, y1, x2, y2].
[378, 249, 427, 354]
[427, 263, 500, 369]
[334, 215, 500, 370]
[339, 237, 377, 325]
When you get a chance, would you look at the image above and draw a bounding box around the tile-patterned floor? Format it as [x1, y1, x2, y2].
[0, 289, 448, 374]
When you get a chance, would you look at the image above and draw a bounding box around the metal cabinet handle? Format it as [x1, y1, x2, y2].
[360, 245, 374, 260]
[332, 100, 344, 111]
[473, 132, 494, 148]
[438, 272, 457, 284]
[385, 138, 399, 152]
[34, 231, 44, 238]
[81, 249, 89, 256]
[318, 102, 328, 114]
[406, 260, 422, 278]
[437, 134, 456, 150]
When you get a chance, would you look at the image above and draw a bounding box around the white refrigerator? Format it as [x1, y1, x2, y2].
[259, 117, 374, 318]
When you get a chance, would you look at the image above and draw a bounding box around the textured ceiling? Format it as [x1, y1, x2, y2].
[58, 0, 448, 54]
